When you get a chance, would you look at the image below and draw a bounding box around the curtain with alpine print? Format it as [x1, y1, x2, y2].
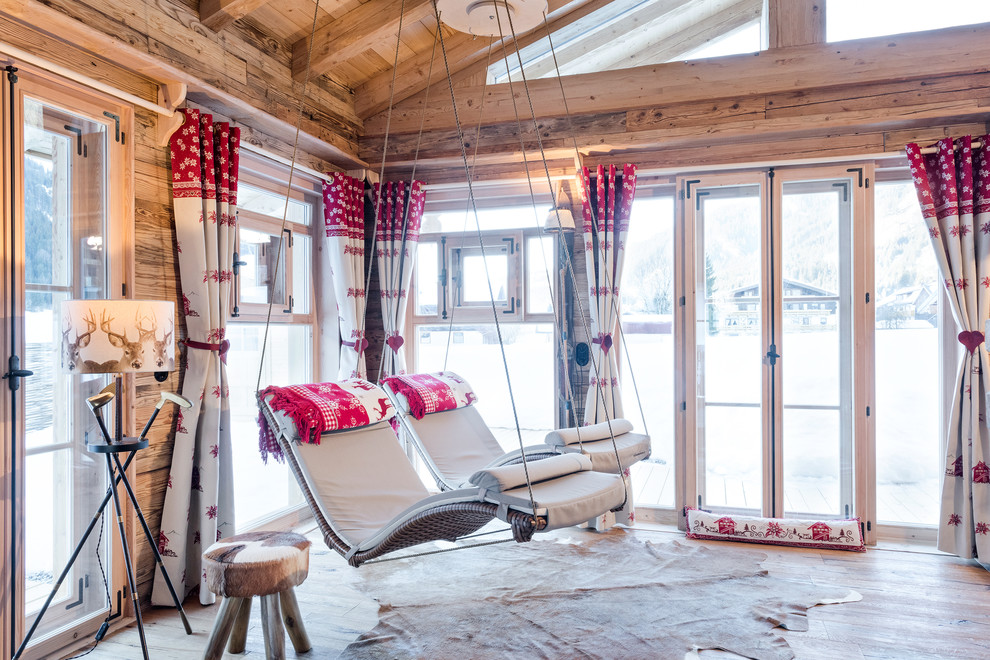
[906, 136, 990, 565]
[577, 164, 638, 425]
[154, 108, 238, 605]
[324, 173, 368, 378]
[375, 180, 426, 376]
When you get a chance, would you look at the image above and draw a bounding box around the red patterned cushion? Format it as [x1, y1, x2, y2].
[685, 508, 865, 552]
[258, 379, 395, 462]
[381, 371, 477, 420]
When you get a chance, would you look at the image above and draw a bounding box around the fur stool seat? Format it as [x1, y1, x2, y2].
[202, 531, 312, 659]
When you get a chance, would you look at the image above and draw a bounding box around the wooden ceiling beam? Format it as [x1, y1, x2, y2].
[200, 0, 271, 32]
[353, 0, 608, 119]
[292, 0, 435, 82]
[362, 22, 990, 134]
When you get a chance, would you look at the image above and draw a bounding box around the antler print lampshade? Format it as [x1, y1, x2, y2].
[61, 299, 175, 374]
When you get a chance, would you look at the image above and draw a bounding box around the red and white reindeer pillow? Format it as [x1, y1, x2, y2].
[381, 371, 477, 419]
[258, 379, 395, 462]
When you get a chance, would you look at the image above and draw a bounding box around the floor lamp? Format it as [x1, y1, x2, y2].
[14, 299, 193, 660]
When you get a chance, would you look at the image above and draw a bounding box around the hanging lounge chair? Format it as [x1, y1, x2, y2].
[381, 371, 652, 491]
[257, 379, 626, 566]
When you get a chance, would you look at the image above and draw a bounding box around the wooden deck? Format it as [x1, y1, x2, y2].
[58, 524, 990, 660]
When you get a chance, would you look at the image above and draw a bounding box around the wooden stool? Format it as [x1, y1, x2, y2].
[202, 531, 312, 659]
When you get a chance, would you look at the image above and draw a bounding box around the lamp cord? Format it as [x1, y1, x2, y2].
[64, 507, 111, 659]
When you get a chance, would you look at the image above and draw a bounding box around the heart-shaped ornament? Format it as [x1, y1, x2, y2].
[386, 335, 405, 352]
[958, 330, 985, 354]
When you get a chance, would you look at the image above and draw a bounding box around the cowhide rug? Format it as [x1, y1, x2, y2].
[340, 530, 860, 660]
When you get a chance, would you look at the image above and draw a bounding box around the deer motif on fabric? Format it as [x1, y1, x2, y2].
[63, 310, 97, 371]
[97, 310, 145, 372]
[140, 311, 174, 371]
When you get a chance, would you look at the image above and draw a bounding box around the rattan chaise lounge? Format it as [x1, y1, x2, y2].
[382, 371, 652, 492]
[258, 381, 626, 566]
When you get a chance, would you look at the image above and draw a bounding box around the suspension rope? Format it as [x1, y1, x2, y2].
[433, 0, 540, 522]
[256, 0, 323, 393]
[497, 4, 626, 493]
[442, 39, 498, 373]
[487, 8, 586, 453]
[376, 21, 441, 382]
[359, 0, 415, 381]
[540, 12, 650, 437]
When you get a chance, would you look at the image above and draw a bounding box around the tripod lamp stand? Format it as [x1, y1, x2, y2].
[15, 299, 193, 660]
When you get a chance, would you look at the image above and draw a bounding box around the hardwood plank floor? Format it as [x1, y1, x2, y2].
[60, 525, 990, 659]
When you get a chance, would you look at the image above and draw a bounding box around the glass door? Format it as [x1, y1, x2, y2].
[688, 177, 766, 514]
[680, 166, 869, 520]
[4, 73, 126, 658]
[777, 172, 860, 518]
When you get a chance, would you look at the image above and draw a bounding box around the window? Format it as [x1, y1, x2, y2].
[873, 180, 942, 527]
[619, 194, 676, 509]
[227, 156, 321, 532]
[410, 204, 558, 445]
[827, 0, 990, 42]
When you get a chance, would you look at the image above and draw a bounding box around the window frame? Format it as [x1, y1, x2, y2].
[226, 152, 323, 533]
[3, 65, 134, 660]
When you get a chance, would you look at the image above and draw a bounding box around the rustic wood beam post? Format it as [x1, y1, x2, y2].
[766, 0, 825, 49]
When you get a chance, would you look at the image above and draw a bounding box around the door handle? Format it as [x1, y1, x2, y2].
[3, 354, 34, 391]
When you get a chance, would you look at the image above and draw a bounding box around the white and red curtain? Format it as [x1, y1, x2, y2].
[154, 108, 238, 605]
[324, 173, 368, 378]
[906, 136, 990, 565]
[374, 180, 425, 376]
[577, 164, 638, 425]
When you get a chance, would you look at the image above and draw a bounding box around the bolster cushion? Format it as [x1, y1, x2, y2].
[469, 453, 592, 492]
[544, 419, 635, 447]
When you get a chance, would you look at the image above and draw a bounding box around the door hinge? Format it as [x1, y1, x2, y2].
[867, 520, 872, 531]
[103, 111, 123, 143]
[679, 296, 686, 307]
[866, 405, 871, 417]
[865, 292, 870, 303]
[681, 401, 687, 411]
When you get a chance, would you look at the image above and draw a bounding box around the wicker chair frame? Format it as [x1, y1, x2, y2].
[260, 394, 546, 567]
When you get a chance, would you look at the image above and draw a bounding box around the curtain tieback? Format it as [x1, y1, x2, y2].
[183, 338, 230, 364]
[342, 338, 370, 355]
[386, 333, 404, 353]
[958, 330, 985, 354]
[593, 333, 614, 354]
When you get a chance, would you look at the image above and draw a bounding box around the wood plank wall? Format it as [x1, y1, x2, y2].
[129, 106, 183, 604]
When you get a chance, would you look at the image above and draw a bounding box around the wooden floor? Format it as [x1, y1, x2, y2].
[61, 525, 990, 660]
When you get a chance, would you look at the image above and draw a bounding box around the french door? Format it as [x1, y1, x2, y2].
[2, 67, 130, 658]
[677, 166, 873, 531]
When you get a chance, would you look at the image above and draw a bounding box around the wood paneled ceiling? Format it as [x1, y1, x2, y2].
[202, 0, 763, 123]
[188, 0, 990, 178]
